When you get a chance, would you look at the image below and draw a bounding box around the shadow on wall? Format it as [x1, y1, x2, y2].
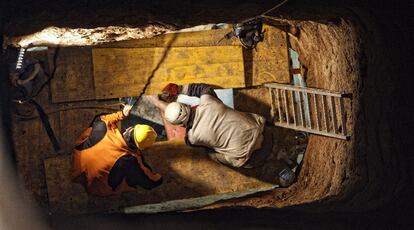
[234, 88, 272, 120]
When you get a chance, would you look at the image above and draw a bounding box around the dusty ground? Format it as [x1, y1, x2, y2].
[1, 0, 412, 228]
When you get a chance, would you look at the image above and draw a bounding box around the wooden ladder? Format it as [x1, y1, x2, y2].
[265, 83, 350, 140]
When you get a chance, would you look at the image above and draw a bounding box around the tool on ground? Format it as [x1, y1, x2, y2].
[278, 167, 295, 187]
[216, 0, 290, 48]
[10, 58, 43, 100]
[10, 47, 62, 153]
[219, 18, 264, 49]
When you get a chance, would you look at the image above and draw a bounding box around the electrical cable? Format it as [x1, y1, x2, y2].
[128, 34, 179, 106]
[259, 0, 289, 17]
[237, 0, 290, 24]
[29, 99, 61, 152]
[13, 104, 122, 121]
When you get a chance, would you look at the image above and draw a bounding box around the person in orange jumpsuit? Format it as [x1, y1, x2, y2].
[71, 105, 162, 196]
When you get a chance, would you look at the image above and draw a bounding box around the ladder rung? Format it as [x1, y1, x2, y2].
[283, 89, 289, 124]
[290, 90, 296, 126]
[269, 88, 275, 120]
[331, 96, 338, 134]
[322, 95, 329, 132]
[276, 89, 283, 123]
[339, 97, 347, 136]
[297, 91, 304, 127]
[313, 93, 321, 131]
[304, 92, 311, 129]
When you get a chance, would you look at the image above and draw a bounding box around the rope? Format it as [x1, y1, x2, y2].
[237, 0, 290, 24]
[259, 0, 289, 17]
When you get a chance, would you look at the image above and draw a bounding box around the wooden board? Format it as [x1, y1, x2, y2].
[244, 25, 290, 86]
[44, 141, 277, 214]
[44, 155, 89, 214]
[49, 47, 95, 103]
[92, 46, 245, 98]
[48, 25, 289, 102]
[13, 113, 61, 207]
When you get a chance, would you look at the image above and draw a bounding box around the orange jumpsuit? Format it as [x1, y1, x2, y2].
[71, 112, 161, 196]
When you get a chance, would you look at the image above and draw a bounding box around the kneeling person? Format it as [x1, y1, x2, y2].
[149, 83, 273, 168]
[71, 105, 162, 196]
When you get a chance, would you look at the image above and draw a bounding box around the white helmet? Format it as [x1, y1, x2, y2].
[164, 102, 191, 125]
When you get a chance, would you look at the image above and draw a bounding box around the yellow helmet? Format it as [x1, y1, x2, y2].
[133, 124, 157, 150]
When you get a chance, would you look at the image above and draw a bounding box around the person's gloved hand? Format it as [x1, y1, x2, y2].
[122, 104, 133, 117]
[160, 83, 180, 102]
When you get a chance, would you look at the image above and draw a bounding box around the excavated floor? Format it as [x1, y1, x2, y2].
[8, 25, 309, 213]
[3, 1, 411, 224]
[4, 13, 367, 212]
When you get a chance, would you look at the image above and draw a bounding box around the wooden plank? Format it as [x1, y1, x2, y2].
[244, 25, 290, 86]
[45, 141, 276, 214]
[44, 155, 89, 214]
[92, 46, 245, 98]
[48, 25, 289, 102]
[49, 47, 95, 103]
[48, 28, 239, 103]
[12, 113, 61, 206]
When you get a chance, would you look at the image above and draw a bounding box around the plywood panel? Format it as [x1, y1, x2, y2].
[49, 47, 95, 103]
[45, 141, 276, 214]
[244, 25, 290, 86]
[48, 25, 288, 102]
[13, 113, 61, 206]
[44, 155, 89, 214]
[92, 46, 245, 98]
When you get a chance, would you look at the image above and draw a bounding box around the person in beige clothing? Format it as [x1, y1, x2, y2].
[148, 83, 273, 168]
